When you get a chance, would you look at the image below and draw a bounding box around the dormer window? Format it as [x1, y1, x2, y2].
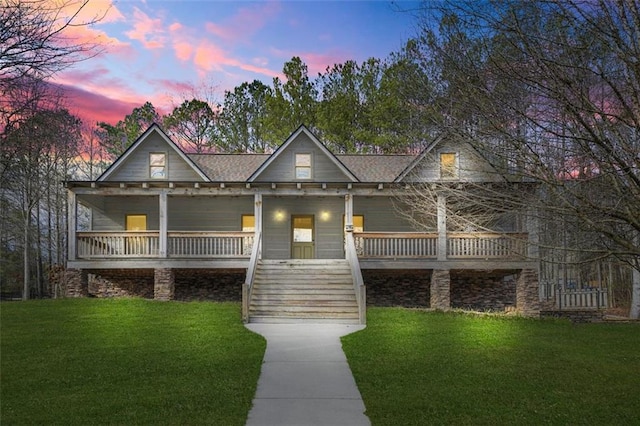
[295, 153, 311, 179]
[150, 153, 166, 179]
[440, 152, 458, 179]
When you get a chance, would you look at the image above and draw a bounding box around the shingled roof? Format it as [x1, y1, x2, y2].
[187, 153, 417, 182]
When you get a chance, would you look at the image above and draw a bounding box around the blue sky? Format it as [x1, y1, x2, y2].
[53, 0, 421, 125]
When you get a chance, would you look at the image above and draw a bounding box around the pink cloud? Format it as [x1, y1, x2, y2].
[192, 40, 281, 79]
[205, 2, 281, 43]
[125, 7, 166, 49]
[55, 83, 141, 126]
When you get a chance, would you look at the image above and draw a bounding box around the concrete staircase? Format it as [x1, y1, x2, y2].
[248, 259, 360, 324]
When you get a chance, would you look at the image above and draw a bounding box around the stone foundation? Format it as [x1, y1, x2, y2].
[430, 269, 451, 310]
[86, 269, 154, 298]
[362, 270, 430, 307]
[540, 310, 604, 323]
[450, 270, 517, 311]
[174, 269, 245, 302]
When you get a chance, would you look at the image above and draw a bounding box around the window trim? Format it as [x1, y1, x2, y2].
[439, 152, 459, 180]
[295, 152, 312, 180]
[149, 152, 167, 179]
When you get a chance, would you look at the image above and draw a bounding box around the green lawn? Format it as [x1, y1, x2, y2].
[342, 308, 640, 425]
[1, 299, 266, 426]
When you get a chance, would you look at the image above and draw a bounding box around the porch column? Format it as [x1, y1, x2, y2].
[437, 193, 447, 261]
[430, 269, 451, 310]
[344, 194, 353, 231]
[516, 268, 540, 317]
[154, 268, 174, 301]
[68, 190, 77, 261]
[254, 193, 263, 252]
[159, 191, 168, 257]
[65, 268, 87, 297]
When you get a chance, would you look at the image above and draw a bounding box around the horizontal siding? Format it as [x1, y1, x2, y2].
[92, 196, 159, 230]
[107, 133, 203, 182]
[167, 196, 253, 231]
[354, 197, 418, 232]
[255, 133, 351, 182]
[406, 140, 502, 183]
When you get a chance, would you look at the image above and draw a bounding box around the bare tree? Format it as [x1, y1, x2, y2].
[410, 1, 640, 316]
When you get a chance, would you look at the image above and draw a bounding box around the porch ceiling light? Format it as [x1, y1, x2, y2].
[274, 210, 286, 222]
[320, 211, 331, 221]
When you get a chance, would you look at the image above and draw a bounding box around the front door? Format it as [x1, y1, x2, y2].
[292, 215, 314, 259]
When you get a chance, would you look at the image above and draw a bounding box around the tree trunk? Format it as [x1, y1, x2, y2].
[631, 266, 640, 319]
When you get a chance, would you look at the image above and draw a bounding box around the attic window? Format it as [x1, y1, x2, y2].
[150, 153, 166, 179]
[440, 152, 458, 179]
[295, 153, 311, 179]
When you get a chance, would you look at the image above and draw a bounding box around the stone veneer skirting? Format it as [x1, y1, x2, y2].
[65, 267, 538, 315]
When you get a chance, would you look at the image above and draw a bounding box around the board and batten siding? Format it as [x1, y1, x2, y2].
[167, 196, 253, 231]
[105, 133, 204, 182]
[262, 196, 344, 259]
[92, 196, 159, 230]
[254, 133, 351, 182]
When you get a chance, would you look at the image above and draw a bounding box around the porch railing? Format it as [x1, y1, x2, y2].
[447, 232, 527, 259]
[354, 232, 438, 258]
[541, 283, 609, 310]
[76, 231, 253, 258]
[354, 232, 527, 259]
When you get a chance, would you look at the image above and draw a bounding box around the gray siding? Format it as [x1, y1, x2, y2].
[92, 196, 159, 230]
[353, 197, 420, 232]
[255, 133, 352, 182]
[106, 132, 204, 182]
[262, 196, 344, 259]
[406, 140, 502, 183]
[167, 196, 253, 231]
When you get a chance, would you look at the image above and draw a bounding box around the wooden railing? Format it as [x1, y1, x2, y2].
[77, 232, 160, 258]
[354, 232, 527, 260]
[354, 232, 438, 258]
[168, 232, 254, 258]
[447, 233, 527, 259]
[541, 283, 609, 310]
[76, 231, 253, 258]
[345, 231, 366, 324]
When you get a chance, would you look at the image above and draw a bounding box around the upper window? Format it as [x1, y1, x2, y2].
[295, 153, 311, 179]
[149, 153, 167, 179]
[440, 152, 458, 179]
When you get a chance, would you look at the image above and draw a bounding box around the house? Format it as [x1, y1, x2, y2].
[65, 124, 540, 323]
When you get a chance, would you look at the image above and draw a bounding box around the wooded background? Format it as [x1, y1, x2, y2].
[1, 0, 638, 317]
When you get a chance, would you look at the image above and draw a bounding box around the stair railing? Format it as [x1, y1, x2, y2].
[345, 230, 366, 324]
[242, 231, 262, 322]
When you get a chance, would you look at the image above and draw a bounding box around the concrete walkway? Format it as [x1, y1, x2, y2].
[245, 323, 370, 426]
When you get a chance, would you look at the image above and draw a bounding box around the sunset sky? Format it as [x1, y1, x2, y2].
[53, 0, 421, 125]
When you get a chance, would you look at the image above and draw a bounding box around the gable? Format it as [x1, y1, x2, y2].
[248, 126, 358, 183]
[98, 125, 209, 182]
[396, 136, 504, 183]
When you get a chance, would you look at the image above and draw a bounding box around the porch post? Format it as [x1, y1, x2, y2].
[430, 269, 451, 310]
[67, 190, 77, 261]
[437, 193, 447, 261]
[159, 191, 168, 257]
[344, 194, 353, 231]
[254, 193, 263, 250]
[516, 268, 540, 317]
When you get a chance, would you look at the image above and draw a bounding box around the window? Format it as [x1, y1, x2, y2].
[149, 153, 167, 179]
[126, 214, 147, 231]
[295, 153, 311, 179]
[440, 152, 458, 179]
[343, 215, 364, 232]
[242, 215, 255, 232]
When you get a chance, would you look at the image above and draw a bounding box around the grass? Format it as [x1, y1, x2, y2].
[1, 298, 266, 426]
[342, 308, 640, 426]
